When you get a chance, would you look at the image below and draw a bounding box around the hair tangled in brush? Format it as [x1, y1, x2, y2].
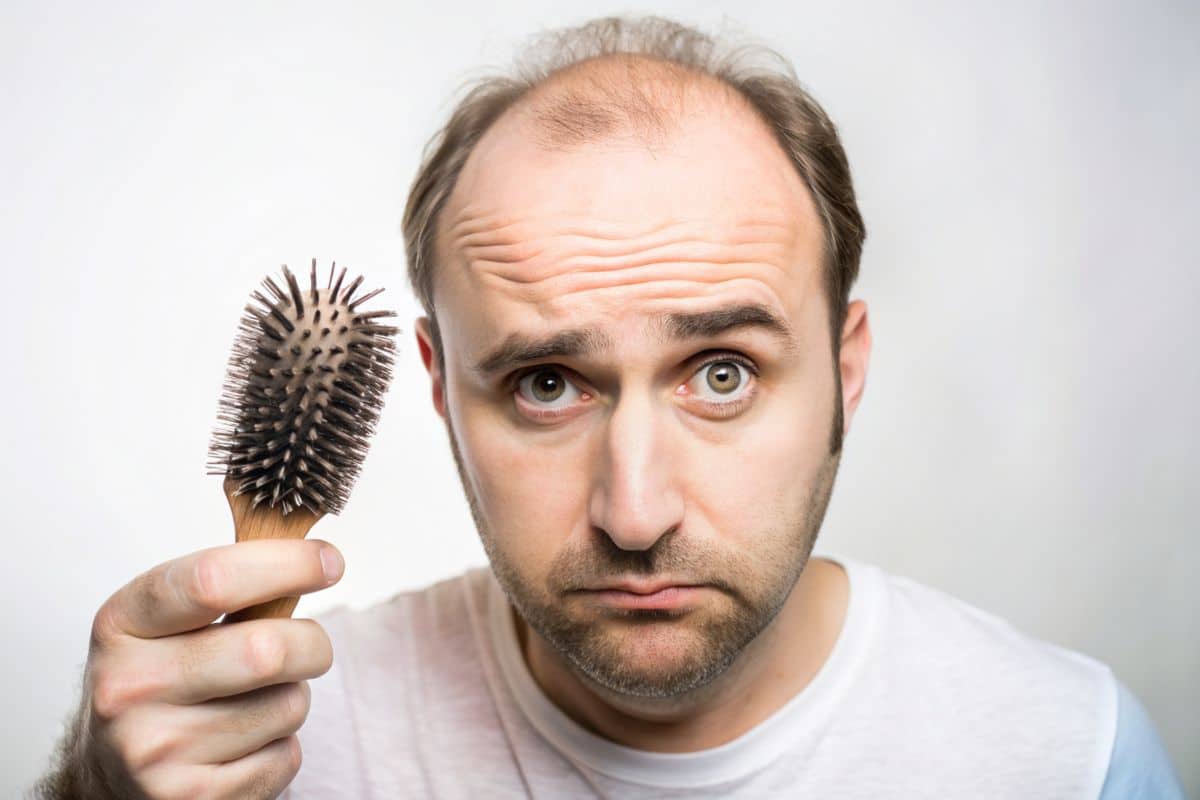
[207, 258, 399, 515]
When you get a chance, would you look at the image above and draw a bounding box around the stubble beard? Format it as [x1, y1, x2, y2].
[439, 377, 844, 699]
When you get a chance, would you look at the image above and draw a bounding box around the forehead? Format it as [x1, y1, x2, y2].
[433, 88, 827, 361]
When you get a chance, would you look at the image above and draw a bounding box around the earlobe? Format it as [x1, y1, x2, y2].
[414, 316, 447, 419]
[838, 299, 872, 436]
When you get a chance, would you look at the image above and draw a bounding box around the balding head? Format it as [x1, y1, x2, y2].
[402, 15, 865, 373]
[517, 53, 735, 151]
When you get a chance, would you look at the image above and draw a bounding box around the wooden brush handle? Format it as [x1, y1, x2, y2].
[219, 477, 325, 624]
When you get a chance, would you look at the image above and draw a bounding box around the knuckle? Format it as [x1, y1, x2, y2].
[301, 619, 334, 673]
[284, 734, 303, 774]
[91, 668, 160, 723]
[90, 604, 121, 651]
[123, 726, 177, 772]
[243, 628, 288, 680]
[90, 672, 128, 722]
[191, 553, 228, 612]
[286, 681, 311, 721]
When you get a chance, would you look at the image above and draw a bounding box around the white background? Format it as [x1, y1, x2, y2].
[3, 1, 1196, 796]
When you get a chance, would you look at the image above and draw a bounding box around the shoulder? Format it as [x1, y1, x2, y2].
[877, 563, 1112, 691]
[856, 559, 1113, 699]
[1097, 678, 1186, 799]
[838, 557, 1121, 793]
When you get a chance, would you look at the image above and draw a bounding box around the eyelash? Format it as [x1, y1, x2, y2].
[510, 351, 760, 421]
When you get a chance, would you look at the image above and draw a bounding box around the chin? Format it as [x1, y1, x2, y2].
[579, 621, 714, 678]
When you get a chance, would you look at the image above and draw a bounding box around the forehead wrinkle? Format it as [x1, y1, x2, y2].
[449, 215, 799, 294]
[477, 270, 794, 326]
[448, 206, 797, 249]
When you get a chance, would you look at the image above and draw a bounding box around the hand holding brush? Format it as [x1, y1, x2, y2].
[34, 260, 398, 799]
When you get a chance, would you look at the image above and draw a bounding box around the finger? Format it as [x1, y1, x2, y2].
[96, 539, 342, 641]
[137, 736, 301, 800]
[214, 734, 302, 800]
[183, 681, 310, 764]
[108, 682, 310, 770]
[129, 618, 332, 707]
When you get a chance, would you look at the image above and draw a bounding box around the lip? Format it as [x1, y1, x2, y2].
[591, 579, 692, 595]
[577, 584, 708, 611]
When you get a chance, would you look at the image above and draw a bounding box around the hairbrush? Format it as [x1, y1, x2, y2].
[206, 258, 399, 623]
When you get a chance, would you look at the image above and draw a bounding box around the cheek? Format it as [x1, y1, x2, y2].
[451, 395, 590, 567]
[686, 363, 835, 537]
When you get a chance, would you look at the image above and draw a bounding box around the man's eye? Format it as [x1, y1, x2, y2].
[513, 355, 757, 417]
[516, 367, 582, 409]
[687, 357, 756, 404]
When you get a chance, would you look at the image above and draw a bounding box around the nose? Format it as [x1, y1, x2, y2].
[588, 389, 685, 551]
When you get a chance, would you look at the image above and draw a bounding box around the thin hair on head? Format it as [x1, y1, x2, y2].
[400, 14, 866, 373]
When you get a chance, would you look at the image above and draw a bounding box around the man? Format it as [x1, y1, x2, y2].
[37, 13, 1183, 800]
[286, 14, 1182, 798]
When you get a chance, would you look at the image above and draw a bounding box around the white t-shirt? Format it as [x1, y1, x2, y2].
[280, 552, 1184, 798]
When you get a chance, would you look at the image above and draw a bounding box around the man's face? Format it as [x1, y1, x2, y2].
[418, 87, 861, 698]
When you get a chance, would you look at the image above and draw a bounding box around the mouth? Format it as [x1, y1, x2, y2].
[575, 583, 709, 611]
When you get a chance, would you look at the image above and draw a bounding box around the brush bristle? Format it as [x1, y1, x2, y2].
[206, 258, 400, 515]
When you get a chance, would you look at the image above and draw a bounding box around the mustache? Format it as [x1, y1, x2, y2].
[548, 529, 736, 595]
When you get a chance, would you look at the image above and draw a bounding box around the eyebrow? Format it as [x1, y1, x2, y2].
[470, 302, 800, 376]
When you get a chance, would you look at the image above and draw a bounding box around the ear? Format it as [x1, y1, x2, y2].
[838, 299, 872, 437]
[414, 316, 446, 419]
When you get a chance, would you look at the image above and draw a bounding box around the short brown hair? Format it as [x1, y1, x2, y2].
[401, 14, 866, 370]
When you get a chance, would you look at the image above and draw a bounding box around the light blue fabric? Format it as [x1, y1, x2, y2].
[1097, 679, 1186, 799]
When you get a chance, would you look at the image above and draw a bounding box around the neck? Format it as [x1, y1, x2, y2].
[513, 556, 848, 753]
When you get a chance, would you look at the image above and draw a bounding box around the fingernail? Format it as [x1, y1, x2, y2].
[320, 545, 344, 583]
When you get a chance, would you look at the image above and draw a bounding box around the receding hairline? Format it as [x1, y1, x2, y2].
[514, 52, 743, 150]
[402, 16, 866, 388]
[432, 53, 790, 281]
